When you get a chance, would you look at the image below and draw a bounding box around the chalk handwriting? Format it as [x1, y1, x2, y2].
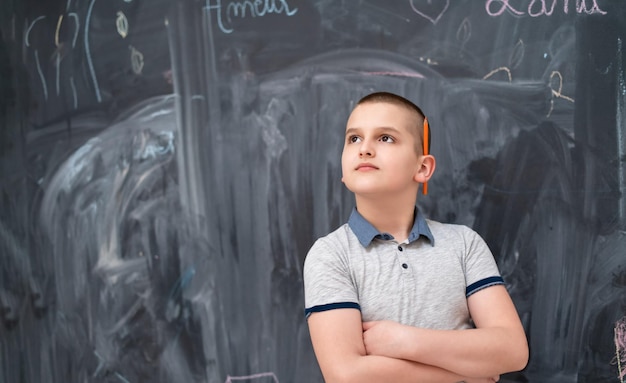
[485, 0, 607, 17]
[410, 0, 450, 25]
[225, 372, 279, 383]
[204, 0, 298, 34]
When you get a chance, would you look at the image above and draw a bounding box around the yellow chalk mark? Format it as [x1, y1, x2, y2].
[549, 71, 574, 102]
[547, 71, 574, 118]
[483, 66, 512, 82]
[55, 14, 63, 47]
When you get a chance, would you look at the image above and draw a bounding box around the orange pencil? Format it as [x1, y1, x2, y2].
[422, 117, 429, 195]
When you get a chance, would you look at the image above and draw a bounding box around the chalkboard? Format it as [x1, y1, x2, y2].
[1, 1, 625, 382]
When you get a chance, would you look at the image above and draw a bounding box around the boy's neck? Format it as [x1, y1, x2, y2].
[354, 195, 417, 242]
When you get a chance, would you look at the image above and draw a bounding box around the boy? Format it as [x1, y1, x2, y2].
[303, 92, 528, 383]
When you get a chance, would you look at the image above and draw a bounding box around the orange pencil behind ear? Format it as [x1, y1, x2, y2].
[422, 117, 429, 195]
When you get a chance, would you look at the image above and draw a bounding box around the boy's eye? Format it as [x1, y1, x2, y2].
[380, 135, 394, 143]
[348, 136, 361, 143]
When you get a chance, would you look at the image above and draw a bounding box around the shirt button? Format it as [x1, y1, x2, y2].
[398, 246, 403, 251]
[402, 263, 408, 269]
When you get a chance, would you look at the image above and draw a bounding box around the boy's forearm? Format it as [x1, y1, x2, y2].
[389, 325, 527, 378]
[416, 328, 528, 376]
[324, 353, 469, 383]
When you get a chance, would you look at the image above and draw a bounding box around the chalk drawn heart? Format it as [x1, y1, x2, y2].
[410, 0, 450, 25]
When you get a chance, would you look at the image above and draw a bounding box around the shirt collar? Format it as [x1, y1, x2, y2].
[347, 207, 435, 248]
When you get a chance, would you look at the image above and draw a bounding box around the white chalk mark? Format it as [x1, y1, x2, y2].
[85, 0, 102, 102]
[362, 71, 425, 79]
[483, 66, 512, 82]
[225, 372, 279, 383]
[418, 56, 439, 65]
[547, 100, 554, 118]
[66, 0, 72, 11]
[68, 13, 79, 48]
[616, 38, 625, 226]
[70, 76, 78, 108]
[509, 39, 525, 70]
[363, 2, 410, 23]
[34, 50, 48, 100]
[130, 45, 144, 75]
[25, 16, 46, 47]
[456, 18, 472, 47]
[116, 11, 129, 38]
[56, 53, 61, 95]
[114, 372, 131, 383]
[93, 351, 105, 377]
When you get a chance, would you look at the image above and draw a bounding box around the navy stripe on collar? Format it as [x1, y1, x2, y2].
[348, 207, 435, 248]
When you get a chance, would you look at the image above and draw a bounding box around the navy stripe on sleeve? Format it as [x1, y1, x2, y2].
[304, 302, 361, 318]
[466, 276, 505, 297]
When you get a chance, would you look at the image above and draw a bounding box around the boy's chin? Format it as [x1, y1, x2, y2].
[344, 185, 385, 197]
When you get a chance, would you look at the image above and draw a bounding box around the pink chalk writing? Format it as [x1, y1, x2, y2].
[409, 0, 450, 25]
[615, 317, 626, 382]
[485, 0, 607, 17]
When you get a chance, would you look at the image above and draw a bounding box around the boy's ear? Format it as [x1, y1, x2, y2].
[414, 155, 436, 183]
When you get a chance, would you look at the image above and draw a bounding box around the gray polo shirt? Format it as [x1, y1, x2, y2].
[303, 208, 504, 330]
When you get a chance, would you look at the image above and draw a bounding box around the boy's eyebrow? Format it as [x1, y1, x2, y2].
[345, 126, 403, 136]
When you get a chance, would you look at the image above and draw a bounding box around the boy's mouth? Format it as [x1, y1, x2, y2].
[356, 163, 378, 171]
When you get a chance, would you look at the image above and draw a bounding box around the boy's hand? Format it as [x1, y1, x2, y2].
[362, 320, 410, 359]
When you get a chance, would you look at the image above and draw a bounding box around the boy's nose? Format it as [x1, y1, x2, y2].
[358, 138, 375, 157]
[359, 151, 372, 157]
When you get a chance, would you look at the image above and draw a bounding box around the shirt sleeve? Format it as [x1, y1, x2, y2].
[462, 226, 504, 297]
[303, 236, 360, 318]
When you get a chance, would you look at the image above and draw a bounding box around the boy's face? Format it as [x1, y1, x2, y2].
[341, 101, 424, 197]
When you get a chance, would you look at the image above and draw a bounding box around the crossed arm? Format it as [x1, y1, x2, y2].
[307, 285, 528, 383]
